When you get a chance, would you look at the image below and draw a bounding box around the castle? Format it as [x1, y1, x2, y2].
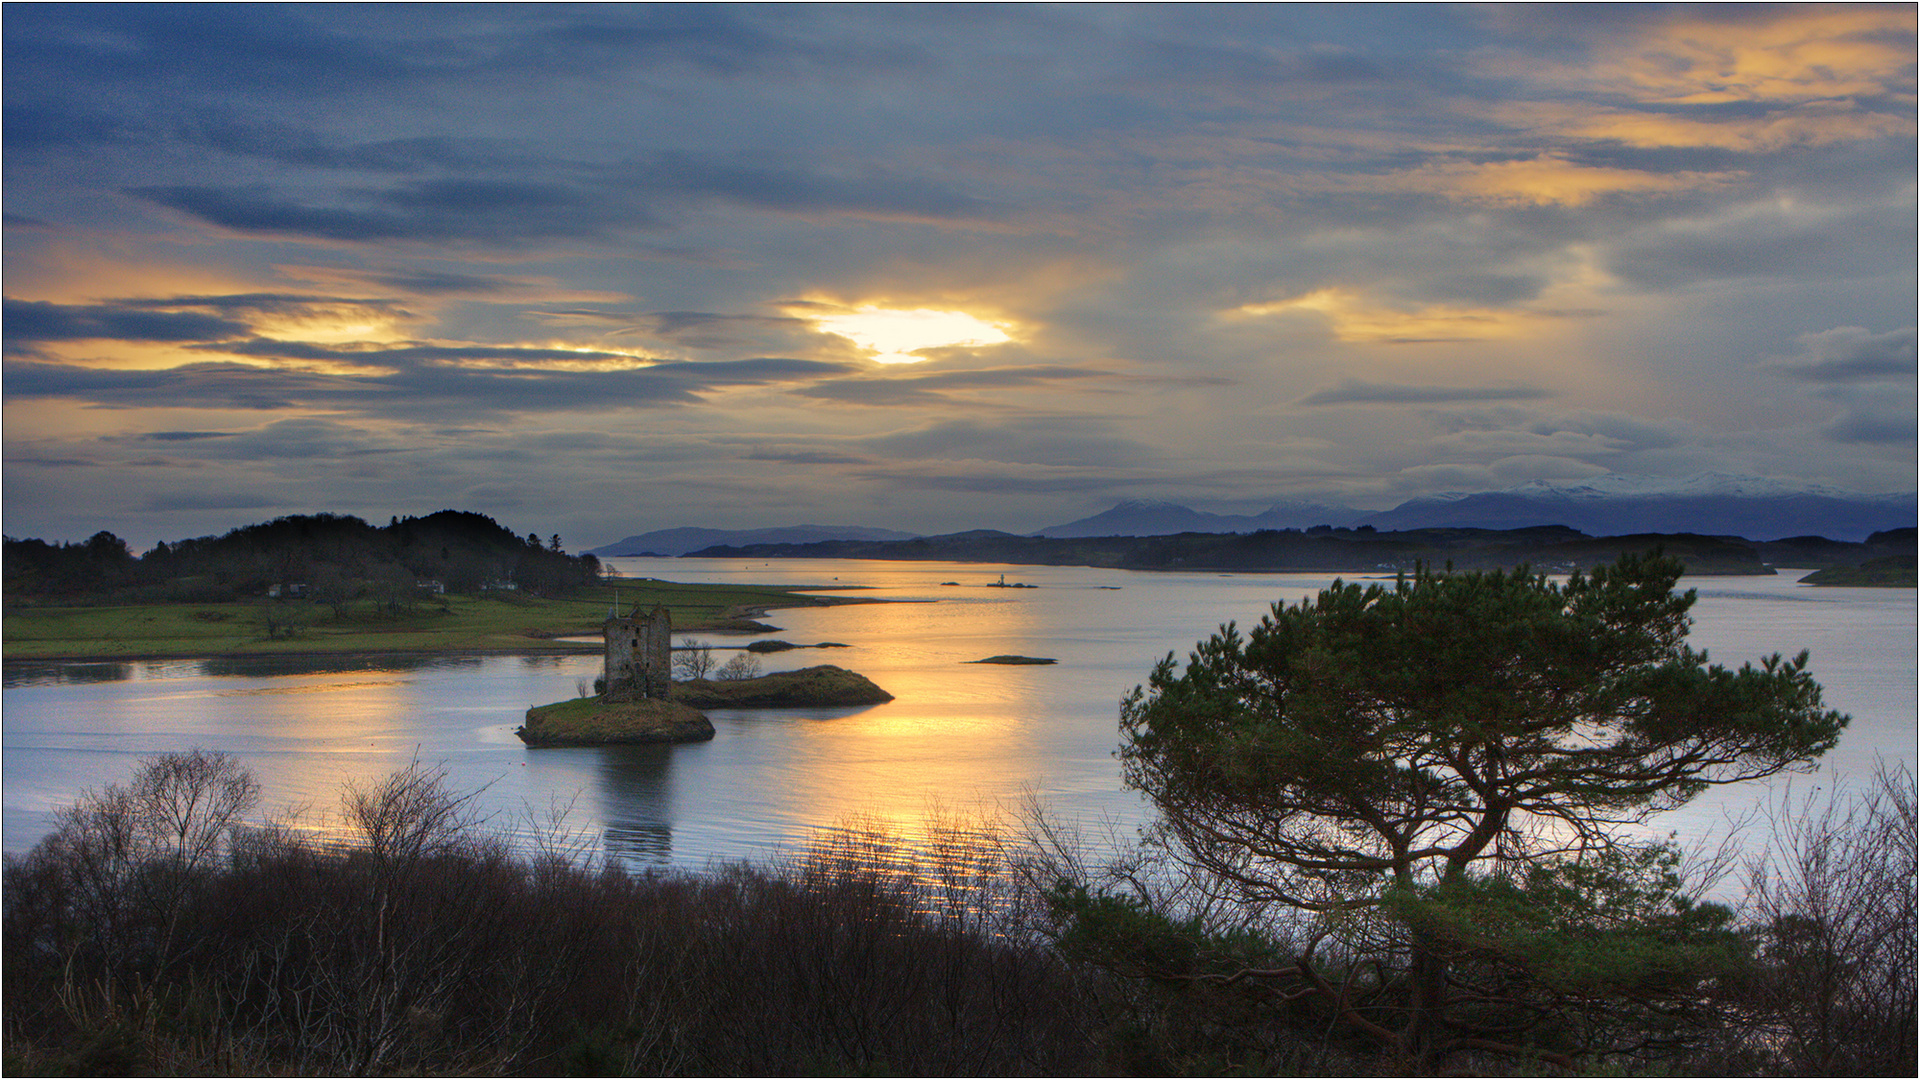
[603, 602, 671, 702]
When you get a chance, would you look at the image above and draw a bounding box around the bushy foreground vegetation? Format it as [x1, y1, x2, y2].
[4, 751, 1913, 1076]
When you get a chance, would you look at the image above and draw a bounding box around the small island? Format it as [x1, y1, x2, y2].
[966, 655, 1057, 665]
[672, 665, 894, 708]
[517, 607, 891, 746]
[1798, 554, 1917, 587]
[519, 696, 715, 746]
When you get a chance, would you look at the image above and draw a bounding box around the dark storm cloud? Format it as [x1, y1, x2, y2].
[3, 299, 250, 349]
[1297, 379, 1550, 406]
[1767, 326, 1917, 383]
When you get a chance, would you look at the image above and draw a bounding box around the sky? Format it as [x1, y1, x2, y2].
[4, 3, 1915, 551]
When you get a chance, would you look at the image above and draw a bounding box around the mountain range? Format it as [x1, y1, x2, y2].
[1355, 475, 1914, 542]
[1035, 498, 1360, 538]
[590, 475, 1916, 553]
[1041, 476, 1912, 543]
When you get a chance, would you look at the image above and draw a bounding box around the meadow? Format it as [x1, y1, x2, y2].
[0, 580, 860, 661]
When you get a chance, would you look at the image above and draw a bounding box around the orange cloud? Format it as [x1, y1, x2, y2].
[1382, 153, 1739, 207]
[1487, 6, 1918, 110]
[1610, 6, 1917, 106]
[1530, 100, 1912, 152]
[1228, 288, 1535, 344]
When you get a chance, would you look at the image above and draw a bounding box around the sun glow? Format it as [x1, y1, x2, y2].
[810, 306, 1013, 364]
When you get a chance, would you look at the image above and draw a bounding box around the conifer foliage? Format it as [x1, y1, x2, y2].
[1112, 553, 1849, 1067]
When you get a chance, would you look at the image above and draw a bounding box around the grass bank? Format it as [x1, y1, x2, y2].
[1, 579, 872, 661]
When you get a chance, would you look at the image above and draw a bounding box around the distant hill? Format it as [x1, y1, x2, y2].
[1038, 498, 1361, 538]
[4, 510, 601, 602]
[1359, 474, 1915, 542]
[589, 525, 920, 558]
[686, 524, 1800, 576]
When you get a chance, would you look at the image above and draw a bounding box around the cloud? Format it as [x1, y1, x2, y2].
[1607, 198, 1917, 290]
[1486, 455, 1613, 484]
[1517, 99, 1916, 154]
[1229, 288, 1540, 343]
[1391, 463, 1499, 491]
[1378, 154, 1741, 208]
[1824, 408, 1917, 445]
[133, 181, 652, 246]
[140, 491, 282, 512]
[3, 298, 251, 350]
[1594, 7, 1917, 107]
[740, 447, 875, 466]
[798, 365, 1106, 407]
[141, 431, 238, 442]
[3, 5, 1914, 541]
[4, 353, 856, 417]
[859, 417, 1157, 468]
[1816, 383, 1920, 445]
[1767, 326, 1917, 383]
[1297, 378, 1549, 406]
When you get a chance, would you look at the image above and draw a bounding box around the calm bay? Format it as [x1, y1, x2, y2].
[5, 558, 1913, 866]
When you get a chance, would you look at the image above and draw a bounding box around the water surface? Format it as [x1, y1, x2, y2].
[5, 559, 1911, 867]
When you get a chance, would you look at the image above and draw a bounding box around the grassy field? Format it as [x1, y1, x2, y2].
[2, 579, 865, 661]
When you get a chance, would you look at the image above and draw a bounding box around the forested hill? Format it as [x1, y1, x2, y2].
[689, 524, 1917, 577]
[4, 511, 602, 603]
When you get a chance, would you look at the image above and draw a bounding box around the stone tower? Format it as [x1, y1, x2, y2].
[603, 603, 671, 702]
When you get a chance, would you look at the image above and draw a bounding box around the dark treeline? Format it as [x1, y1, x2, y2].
[4, 753, 1912, 1076]
[4, 511, 603, 604]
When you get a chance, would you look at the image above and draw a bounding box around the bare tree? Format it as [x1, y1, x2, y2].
[27, 749, 259, 967]
[716, 652, 760, 681]
[673, 640, 716, 681]
[341, 757, 487, 873]
[1739, 764, 1917, 1075]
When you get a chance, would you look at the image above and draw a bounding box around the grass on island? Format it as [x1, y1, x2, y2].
[519, 695, 714, 745]
[2, 579, 864, 661]
[672, 665, 895, 708]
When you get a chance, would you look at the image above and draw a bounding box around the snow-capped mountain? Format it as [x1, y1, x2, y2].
[1361, 474, 1915, 541]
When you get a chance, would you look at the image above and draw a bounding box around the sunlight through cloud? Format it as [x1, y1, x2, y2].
[810, 306, 1013, 365]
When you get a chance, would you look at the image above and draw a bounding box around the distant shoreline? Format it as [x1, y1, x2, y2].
[2, 589, 886, 666]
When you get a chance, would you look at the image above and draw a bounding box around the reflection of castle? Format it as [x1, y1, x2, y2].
[603, 603, 670, 702]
